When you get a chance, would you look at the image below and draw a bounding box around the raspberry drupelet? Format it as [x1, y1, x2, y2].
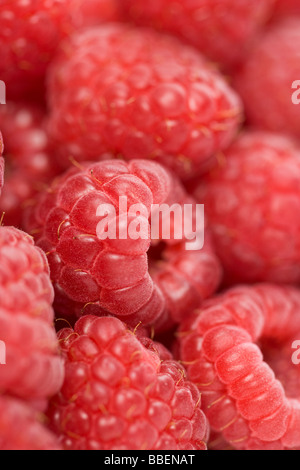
[0, 226, 64, 406]
[234, 18, 300, 140]
[120, 0, 275, 70]
[0, 396, 61, 450]
[47, 24, 242, 180]
[177, 284, 300, 450]
[193, 131, 300, 285]
[25, 159, 222, 330]
[0, 101, 59, 227]
[48, 315, 209, 450]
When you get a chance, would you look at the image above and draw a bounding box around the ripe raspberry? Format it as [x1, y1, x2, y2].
[193, 131, 300, 285]
[178, 284, 300, 450]
[25, 159, 222, 330]
[0, 132, 4, 197]
[0, 0, 120, 99]
[0, 101, 59, 227]
[0, 226, 64, 405]
[273, 0, 300, 18]
[234, 18, 300, 140]
[47, 24, 242, 180]
[120, 0, 275, 70]
[48, 315, 209, 450]
[0, 396, 61, 450]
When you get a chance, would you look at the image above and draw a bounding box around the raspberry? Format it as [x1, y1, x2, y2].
[48, 315, 209, 450]
[273, 0, 300, 18]
[25, 159, 221, 330]
[193, 131, 300, 284]
[0, 226, 64, 405]
[0, 132, 4, 197]
[234, 18, 300, 140]
[120, 0, 275, 70]
[0, 0, 120, 99]
[178, 284, 300, 450]
[0, 396, 61, 450]
[47, 24, 242, 180]
[0, 101, 59, 227]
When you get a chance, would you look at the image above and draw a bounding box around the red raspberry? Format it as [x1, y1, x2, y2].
[25, 159, 221, 330]
[273, 0, 300, 18]
[193, 131, 300, 285]
[0, 226, 64, 405]
[0, 101, 59, 227]
[0, 132, 4, 197]
[0, 0, 120, 99]
[47, 24, 242, 180]
[120, 0, 275, 70]
[178, 284, 300, 450]
[0, 396, 61, 450]
[48, 315, 209, 450]
[234, 18, 300, 140]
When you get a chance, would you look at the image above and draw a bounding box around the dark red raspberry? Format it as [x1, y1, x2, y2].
[25, 159, 221, 330]
[0, 226, 64, 405]
[47, 24, 242, 180]
[178, 284, 300, 450]
[193, 131, 300, 285]
[0, 0, 120, 99]
[0, 101, 59, 227]
[120, 0, 275, 70]
[0, 132, 4, 197]
[48, 315, 209, 450]
[0, 396, 61, 450]
[234, 18, 300, 140]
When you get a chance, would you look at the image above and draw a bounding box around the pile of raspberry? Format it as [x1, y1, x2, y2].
[0, 0, 300, 451]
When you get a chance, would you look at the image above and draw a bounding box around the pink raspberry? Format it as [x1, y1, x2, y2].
[120, 0, 275, 70]
[0, 226, 64, 406]
[0, 396, 61, 450]
[47, 24, 242, 180]
[193, 131, 300, 285]
[0, 101, 59, 227]
[25, 159, 221, 330]
[48, 315, 209, 450]
[0, 0, 120, 99]
[178, 284, 300, 450]
[0, 132, 4, 197]
[234, 18, 300, 140]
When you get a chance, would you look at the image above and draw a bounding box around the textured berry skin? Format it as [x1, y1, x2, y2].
[120, 0, 275, 70]
[273, 0, 300, 18]
[0, 396, 61, 450]
[0, 226, 64, 405]
[0, 132, 4, 197]
[26, 159, 221, 330]
[47, 24, 242, 180]
[0, 101, 59, 227]
[0, 0, 120, 99]
[178, 284, 300, 450]
[48, 315, 209, 450]
[193, 131, 300, 285]
[234, 18, 300, 140]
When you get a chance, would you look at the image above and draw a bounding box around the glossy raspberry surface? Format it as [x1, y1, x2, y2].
[0, 0, 120, 99]
[234, 18, 300, 140]
[0, 101, 59, 227]
[0, 396, 61, 450]
[193, 131, 300, 285]
[120, 0, 275, 69]
[48, 315, 209, 450]
[0, 132, 4, 197]
[178, 284, 300, 450]
[47, 24, 242, 180]
[26, 159, 221, 329]
[0, 226, 64, 403]
[273, 0, 300, 18]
